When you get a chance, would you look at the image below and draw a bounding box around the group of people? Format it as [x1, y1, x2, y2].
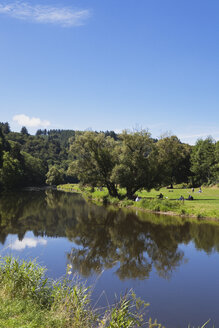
[192, 187, 202, 193]
[179, 194, 194, 201]
[135, 187, 203, 202]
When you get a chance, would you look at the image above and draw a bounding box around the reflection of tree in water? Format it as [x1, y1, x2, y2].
[1, 190, 219, 280]
[66, 210, 186, 280]
[0, 190, 80, 241]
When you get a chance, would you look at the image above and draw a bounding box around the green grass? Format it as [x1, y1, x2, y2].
[0, 257, 214, 328]
[136, 186, 219, 219]
[0, 256, 165, 328]
[57, 184, 121, 206]
[57, 184, 219, 220]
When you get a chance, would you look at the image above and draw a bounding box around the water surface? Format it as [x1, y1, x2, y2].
[0, 190, 219, 327]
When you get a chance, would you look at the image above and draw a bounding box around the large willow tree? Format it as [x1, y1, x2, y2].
[112, 130, 159, 199]
[69, 130, 160, 199]
[68, 131, 119, 197]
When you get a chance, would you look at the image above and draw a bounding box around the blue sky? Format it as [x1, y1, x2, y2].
[0, 0, 219, 144]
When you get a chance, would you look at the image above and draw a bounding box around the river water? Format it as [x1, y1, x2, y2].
[0, 190, 219, 327]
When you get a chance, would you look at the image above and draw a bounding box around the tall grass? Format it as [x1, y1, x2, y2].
[0, 256, 166, 328]
[137, 198, 182, 213]
[0, 257, 213, 327]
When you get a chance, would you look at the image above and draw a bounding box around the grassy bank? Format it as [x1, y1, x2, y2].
[57, 184, 219, 220]
[0, 256, 164, 328]
[0, 257, 212, 328]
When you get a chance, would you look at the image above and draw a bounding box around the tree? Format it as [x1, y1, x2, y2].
[68, 132, 119, 197]
[36, 129, 43, 136]
[0, 122, 10, 134]
[190, 137, 216, 185]
[0, 151, 24, 190]
[104, 130, 118, 140]
[46, 166, 65, 186]
[0, 127, 10, 168]
[112, 130, 158, 199]
[22, 152, 47, 186]
[155, 136, 191, 187]
[215, 141, 219, 163]
[20, 126, 29, 135]
[213, 141, 219, 183]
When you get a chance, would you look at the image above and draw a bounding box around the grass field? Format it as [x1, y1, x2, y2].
[137, 186, 219, 219]
[58, 184, 219, 220]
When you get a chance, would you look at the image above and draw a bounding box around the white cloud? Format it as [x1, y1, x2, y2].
[179, 133, 211, 140]
[9, 237, 47, 250]
[0, 2, 90, 27]
[13, 114, 51, 128]
[179, 132, 219, 141]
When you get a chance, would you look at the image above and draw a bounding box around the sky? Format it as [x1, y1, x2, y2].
[0, 0, 219, 144]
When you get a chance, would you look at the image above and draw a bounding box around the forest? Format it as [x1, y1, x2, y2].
[0, 121, 218, 197]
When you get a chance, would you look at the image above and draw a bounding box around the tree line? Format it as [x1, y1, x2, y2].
[69, 130, 219, 198]
[0, 122, 218, 194]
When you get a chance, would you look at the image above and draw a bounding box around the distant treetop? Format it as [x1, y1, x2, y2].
[21, 126, 29, 135]
[0, 122, 10, 134]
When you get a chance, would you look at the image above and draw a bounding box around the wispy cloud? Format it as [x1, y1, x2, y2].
[13, 114, 50, 128]
[9, 237, 47, 250]
[0, 1, 90, 27]
[177, 131, 219, 145]
[178, 131, 219, 140]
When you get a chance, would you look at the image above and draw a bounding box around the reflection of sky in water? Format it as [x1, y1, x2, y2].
[1, 232, 219, 327]
[0, 187, 219, 328]
[0, 232, 92, 281]
[9, 237, 47, 250]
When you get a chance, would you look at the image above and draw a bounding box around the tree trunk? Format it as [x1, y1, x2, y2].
[126, 187, 138, 200]
[106, 182, 118, 198]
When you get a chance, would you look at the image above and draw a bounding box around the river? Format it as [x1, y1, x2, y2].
[0, 189, 219, 327]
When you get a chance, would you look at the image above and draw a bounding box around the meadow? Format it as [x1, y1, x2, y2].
[58, 184, 219, 220]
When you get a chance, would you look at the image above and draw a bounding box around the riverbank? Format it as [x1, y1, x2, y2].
[0, 256, 162, 328]
[57, 184, 219, 221]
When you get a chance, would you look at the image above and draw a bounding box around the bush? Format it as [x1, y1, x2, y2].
[138, 199, 181, 213]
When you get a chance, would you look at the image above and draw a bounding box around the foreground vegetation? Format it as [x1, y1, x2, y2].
[58, 184, 219, 220]
[0, 256, 164, 328]
[0, 256, 212, 328]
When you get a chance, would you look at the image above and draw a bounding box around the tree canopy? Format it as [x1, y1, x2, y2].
[156, 136, 192, 187]
[0, 122, 219, 193]
[191, 137, 218, 185]
[69, 131, 119, 197]
[112, 130, 158, 198]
